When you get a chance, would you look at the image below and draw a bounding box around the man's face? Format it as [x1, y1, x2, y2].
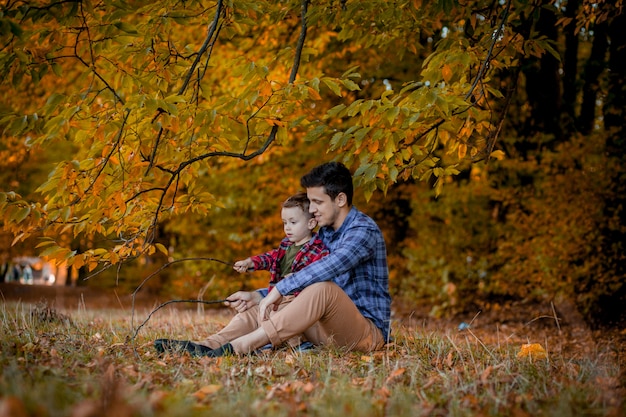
[306, 186, 341, 230]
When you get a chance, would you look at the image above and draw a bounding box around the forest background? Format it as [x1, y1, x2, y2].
[0, 0, 624, 330]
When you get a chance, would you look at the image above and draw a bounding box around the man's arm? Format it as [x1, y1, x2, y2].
[275, 222, 376, 295]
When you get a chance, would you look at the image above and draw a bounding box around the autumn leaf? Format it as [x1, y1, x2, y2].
[192, 384, 222, 401]
[384, 367, 406, 385]
[442, 64, 453, 83]
[516, 343, 548, 360]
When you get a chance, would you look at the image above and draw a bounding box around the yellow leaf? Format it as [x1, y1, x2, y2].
[490, 150, 506, 160]
[516, 343, 547, 360]
[14, 206, 31, 223]
[155, 243, 169, 256]
[458, 143, 467, 159]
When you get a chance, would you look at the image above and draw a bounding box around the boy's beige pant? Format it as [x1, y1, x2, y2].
[197, 281, 385, 353]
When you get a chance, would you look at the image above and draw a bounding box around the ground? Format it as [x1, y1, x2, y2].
[1, 282, 624, 405]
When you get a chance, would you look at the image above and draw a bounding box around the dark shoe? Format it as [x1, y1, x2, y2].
[294, 341, 315, 352]
[153, 338, 214, 356]
[202, 343, 234, 357]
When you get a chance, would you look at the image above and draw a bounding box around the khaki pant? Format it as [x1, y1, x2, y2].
[198, 282, 385, 352]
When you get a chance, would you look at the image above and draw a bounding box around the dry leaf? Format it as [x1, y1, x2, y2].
[0, 396, 28, 417]
[385, 367, 406, 385]
[302, 381, 315, 393]
[192, 384, 222, 401]
[516, 343, 547, 360]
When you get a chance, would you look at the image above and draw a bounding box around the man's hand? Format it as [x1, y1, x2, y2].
[258, 287, 283, 321]
[225, 291, 262, 313]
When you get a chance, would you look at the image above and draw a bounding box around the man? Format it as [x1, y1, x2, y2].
[154, 161, 391, 356]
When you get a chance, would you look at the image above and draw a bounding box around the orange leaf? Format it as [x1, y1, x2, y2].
[516, 343, 547, 360]
[442, 64, 453, 83]
[385, 367, 406, 385]
[192, 384, 222, 401]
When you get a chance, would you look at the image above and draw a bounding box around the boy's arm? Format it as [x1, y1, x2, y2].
[233, 258, 254, 273]
[250, 237, 291, 271]
[249, 250, 275, 271]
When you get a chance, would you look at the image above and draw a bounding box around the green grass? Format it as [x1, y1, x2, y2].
[0, 301, 622, 417]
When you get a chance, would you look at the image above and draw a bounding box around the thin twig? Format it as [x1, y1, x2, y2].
[550, 301, 562, 333]
[130, 257, 237, 341]
[131, 298, 229, 341]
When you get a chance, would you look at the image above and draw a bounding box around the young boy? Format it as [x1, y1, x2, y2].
[232, 192, 329, 293]
[154, 192, 328, 355]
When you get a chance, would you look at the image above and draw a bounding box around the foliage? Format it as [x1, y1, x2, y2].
[0, 0, 544, 268]
[0, 301, 622, 417]
[394, 133, 617, 319]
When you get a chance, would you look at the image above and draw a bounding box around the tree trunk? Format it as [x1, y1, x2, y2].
[603, 13, 626, 144]
[577, 22, 608, 134]
[521, 5, 562, 141]
[580, 12, 626, 328]
[561, 0, 580, 133]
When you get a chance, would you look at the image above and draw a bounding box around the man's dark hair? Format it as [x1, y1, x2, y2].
[300, 161, 353, 205]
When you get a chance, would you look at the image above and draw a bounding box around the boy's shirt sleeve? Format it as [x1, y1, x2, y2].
[250, 250, 276, 271]
[249, 237, 290, 271]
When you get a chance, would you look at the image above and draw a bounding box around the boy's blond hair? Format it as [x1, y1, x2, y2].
[283, 192, 313, 218]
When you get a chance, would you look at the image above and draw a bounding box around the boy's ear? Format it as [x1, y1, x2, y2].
[308, 217, 317, 230]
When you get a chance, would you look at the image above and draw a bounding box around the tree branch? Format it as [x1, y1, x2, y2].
[178, 0, 225, 96]
[137, 0, 311, 251]
[144, 0, 224, 174]
[464, 0, 511, 101]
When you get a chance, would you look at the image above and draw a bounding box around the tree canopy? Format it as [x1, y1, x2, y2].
[1, 0, 624, 325]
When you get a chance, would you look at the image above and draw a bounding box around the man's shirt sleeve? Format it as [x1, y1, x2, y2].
[275, 222, 376, 295]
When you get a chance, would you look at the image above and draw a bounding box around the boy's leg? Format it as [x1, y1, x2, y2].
[260, 282, 385, 352]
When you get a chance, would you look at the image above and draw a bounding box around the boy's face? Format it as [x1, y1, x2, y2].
[281, 206, 316, 246]
[306, 186, 344, 230]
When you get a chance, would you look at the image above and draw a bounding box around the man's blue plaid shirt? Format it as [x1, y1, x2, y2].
[275, 207, 392, 341]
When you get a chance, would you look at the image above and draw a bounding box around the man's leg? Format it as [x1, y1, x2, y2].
[232, 282, 384, 354]
[195, 305, 261, 349]
[199, 295, 297, 349]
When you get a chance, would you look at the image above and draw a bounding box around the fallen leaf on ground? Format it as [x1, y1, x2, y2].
[192, 384, 222, 401]
[516, 343, 547, 360]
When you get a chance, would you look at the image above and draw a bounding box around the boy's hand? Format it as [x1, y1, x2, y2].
[233, 258, 254, 273]
[259, 288, 283, 321]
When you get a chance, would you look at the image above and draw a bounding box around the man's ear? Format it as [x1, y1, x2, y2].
[336, 192, 347, 208]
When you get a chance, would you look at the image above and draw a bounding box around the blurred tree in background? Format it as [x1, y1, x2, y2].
[0, 0, 623, 327]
